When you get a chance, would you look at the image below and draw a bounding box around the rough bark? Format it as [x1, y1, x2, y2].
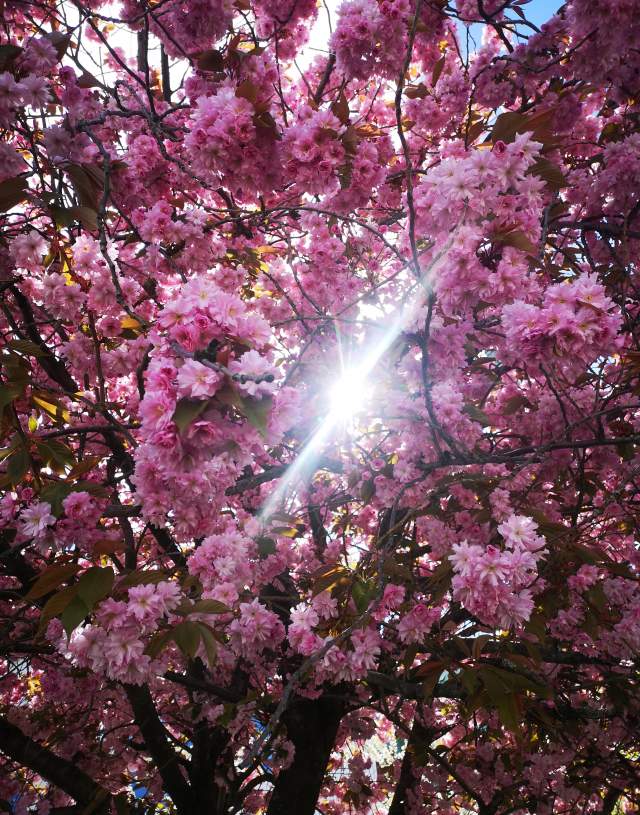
[0, 716, 110, 809]
[124, 684, 195, 814]
[265, 694, 346, 815]
[388, 719, 431, 815]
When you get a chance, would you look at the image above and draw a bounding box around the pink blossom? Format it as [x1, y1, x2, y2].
[177, 359, 223, 398]
[19, 502, 55, 539]
[62, 491, 94, 521]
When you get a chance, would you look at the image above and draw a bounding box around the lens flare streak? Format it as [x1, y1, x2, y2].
[258, 235, 457, 524]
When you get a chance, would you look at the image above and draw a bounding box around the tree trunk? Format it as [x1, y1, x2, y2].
[0, 717, 110, 811]
[388, 718, 431, 815]
[266, 694, 346, 815]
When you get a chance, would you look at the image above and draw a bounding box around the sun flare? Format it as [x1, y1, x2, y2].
[329, 372, 371, 423]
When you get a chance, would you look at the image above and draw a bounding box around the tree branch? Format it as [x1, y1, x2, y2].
[124, 684, 194, 814]
[0, 717, 110, 810]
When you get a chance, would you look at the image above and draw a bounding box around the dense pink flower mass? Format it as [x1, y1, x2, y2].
[1, 0, 640, 813]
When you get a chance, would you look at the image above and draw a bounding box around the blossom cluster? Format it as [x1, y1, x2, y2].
[449, 515, 547, 627]
[62, 581, 182, 684]
[1, 0, 639, 811]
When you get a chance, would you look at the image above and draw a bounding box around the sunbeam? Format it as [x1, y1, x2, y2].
[258, 235, 457, 527]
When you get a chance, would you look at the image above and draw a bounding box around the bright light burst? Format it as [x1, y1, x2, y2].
[258, 235, 457, 525]
[328, 371, 372, 424]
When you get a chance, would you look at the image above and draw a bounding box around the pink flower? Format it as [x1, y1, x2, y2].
[19, 502, 55, 539]
[0, 142, 26, 182]
[498, 514, 545, 551]
[229, 598, 284, 656]
[177, 359, 222, 398]
[20, 37, 57, 72]
[128, 584, 165, 622]
[18, 75, 50, 108]
[476, 545, 508, 587]
[397, 603, 439, 644]
[448, 540, 478, 578]
[382, 583, 405, 610]
[96, 598, 129, 630]
[0, 72, 21, 109]
[62, 491, 94, 520]
[154, 581, 182, 615]
[289, 603, 321, 655]
[11, 231, 46, 267]
[139, 393, 175, 431]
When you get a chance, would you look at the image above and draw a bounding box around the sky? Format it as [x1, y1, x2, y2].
[525, 0, 563, 26]
[298, 0, 564, 70]
[88, 0, 565, 85]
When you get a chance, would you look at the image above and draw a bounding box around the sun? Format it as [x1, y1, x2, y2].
[329, 371, 371, 423]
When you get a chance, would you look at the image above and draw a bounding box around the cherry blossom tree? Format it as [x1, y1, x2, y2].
[1, 0, 639, 812]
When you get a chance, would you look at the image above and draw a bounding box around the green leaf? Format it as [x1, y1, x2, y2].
[257, 536, 277, 557]
[492, 227, 537, 256]
[198, 623, 218, 668]
[191, 599, 231, 614]
[530, 157, 566, 191]
[38, 482, 76, 516]
[197, 49, 224, 72]
[495, 690, 520, 732]
[616, 441, 635, 461]
[431, 54, 446, 87]
[270, 524, 303, 539]
[32, 393, 70, 423]
[491, 108, 555, 148]
[60, 594, 91, 637]
[69, 205, 98, 232]
[0, 383, 23, 412]
[331, 90, 350, 125]
[145, 630, 174, 658]
[40, 585, 76, 614]
[117, 570, 168, 590]
[471, 634, 493, 659]
[403, 643, 419, 671]
[50, 205, 98, 232]
[172, 621, 201, 658]
[311, 564, 351, 596]
[113, 794, 132, 815]
[360, 479, 375, 503]
[239, 395, 272, 437]
[25, 562, 80, 601]
[6, 447, 30, 485]
[481, 664, 547, 696]
[77, 72, 100, 89]
[0, 177, 28, 212]
[423, 667, 444, 700]
[46, 31, 71, 60]
[502, 394, 532, 415]
[460, 667, 480, 695]
[352, 577, 376, 613]
[67, 455, 103, 481]
[585, 583, 608, 615]
[462, 402, 492, 426]
[8, 339, 47, 357]
[64, 163, 102, 208]
[3, 354, 31, 387]
[0, 44, 23, 71]
[38, 585, 79, 633]
[35, 440, 75, 469]
[172, 398, 209, 433]
[39, 479, 106, 517]
[76, 566, 114, 609]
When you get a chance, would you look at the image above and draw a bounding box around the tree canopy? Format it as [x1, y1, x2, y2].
[1, 0, 639, 812]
